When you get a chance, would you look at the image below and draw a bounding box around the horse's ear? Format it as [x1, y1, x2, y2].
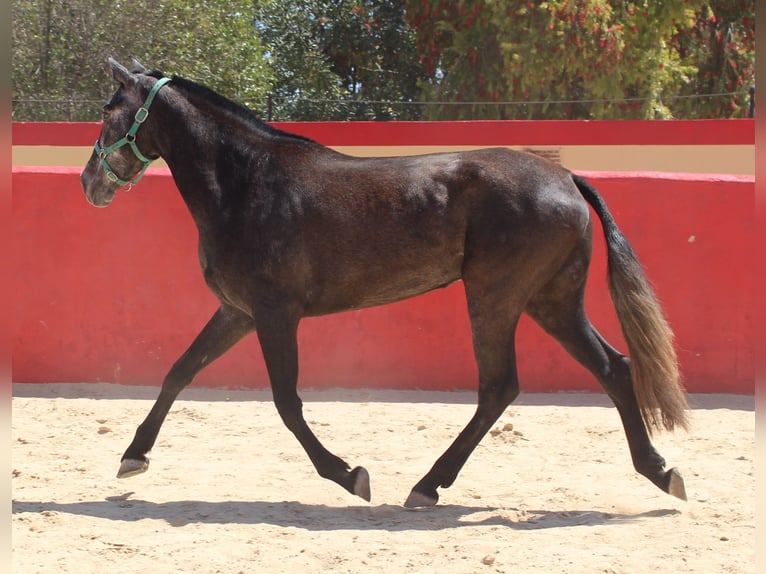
[108, 57, 136, 89]
[130, 57, 148, 74]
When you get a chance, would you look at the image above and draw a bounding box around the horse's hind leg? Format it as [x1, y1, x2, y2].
[525, 250, 686, 500]
[405, 289, 523, 508]
[118, 305, 254, 478]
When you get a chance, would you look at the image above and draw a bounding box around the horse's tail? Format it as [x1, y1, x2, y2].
[572, 174, 688, 433]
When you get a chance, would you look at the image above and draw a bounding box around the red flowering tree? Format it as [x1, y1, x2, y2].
[404, 0, 754, 119]
[670, 1, 755, 118]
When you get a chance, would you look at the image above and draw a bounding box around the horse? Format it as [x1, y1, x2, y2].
[81, 58, 689, 507]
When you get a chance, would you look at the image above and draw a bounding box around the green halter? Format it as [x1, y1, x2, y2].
[94, 76, 172, 189]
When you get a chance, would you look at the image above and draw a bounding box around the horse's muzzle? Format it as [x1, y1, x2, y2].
[81, 169, 116, 208]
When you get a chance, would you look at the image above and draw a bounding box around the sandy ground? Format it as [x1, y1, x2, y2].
[12, 383, 754, 573]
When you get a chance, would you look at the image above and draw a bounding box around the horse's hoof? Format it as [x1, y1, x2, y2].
[666, 467, 687, 501]
[404, 489, 438, 509]
[350, 466, 371, 502]
[117, 458, 149, 479]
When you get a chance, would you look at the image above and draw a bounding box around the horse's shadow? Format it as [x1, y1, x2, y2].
[12, 494, 680, 532]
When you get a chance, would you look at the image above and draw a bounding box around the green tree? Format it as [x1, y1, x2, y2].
[255, 0, 425, 120]
[12, 0, 273, 121]
[254, 0, 345, 120]
[147, 1, 274, 107]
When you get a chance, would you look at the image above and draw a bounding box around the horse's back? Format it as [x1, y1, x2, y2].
[311, 146, 586, 223]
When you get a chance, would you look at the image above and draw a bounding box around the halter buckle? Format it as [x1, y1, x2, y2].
[135, 107, 149, 123]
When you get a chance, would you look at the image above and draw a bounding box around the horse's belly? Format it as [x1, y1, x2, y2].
[305, 256, 463, 316]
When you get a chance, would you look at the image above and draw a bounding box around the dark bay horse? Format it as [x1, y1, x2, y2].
[81, 58, 689, 507]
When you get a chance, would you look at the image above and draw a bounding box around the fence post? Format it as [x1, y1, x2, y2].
[749, 85, 755, 118]
[267, 92, 273, 122]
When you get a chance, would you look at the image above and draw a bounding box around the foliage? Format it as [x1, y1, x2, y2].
[12, 0, 273, 121]
[669, 0, 756, 118]
[12, 0, 755, 121]
[403, 0, 755, 119]
[254, 0, 425, 120]
[253, 0, 344, 120]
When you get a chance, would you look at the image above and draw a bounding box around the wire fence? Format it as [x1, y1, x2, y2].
[11, 88, 754, 122]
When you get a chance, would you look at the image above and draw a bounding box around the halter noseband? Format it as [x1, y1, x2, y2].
[94, 76, 172, 190]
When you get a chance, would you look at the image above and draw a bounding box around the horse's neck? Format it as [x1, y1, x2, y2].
[157, 102, 261, 231]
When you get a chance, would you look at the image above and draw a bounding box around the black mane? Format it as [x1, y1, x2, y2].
[150, 70, 316, 145]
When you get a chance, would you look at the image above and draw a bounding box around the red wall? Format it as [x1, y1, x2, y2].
[12, 118, 754, 146]
[12, 166, 753, 393]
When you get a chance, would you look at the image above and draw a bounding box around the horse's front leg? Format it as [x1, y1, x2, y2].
[254, 305, 371, 502]
[118, 305, 254, 478]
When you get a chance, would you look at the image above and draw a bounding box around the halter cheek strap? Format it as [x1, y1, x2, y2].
[95, 76, 172, 189]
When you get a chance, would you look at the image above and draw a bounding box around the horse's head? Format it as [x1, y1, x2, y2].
[81, 58, 169, 207]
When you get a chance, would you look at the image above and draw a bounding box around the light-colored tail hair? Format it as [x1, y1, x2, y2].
[574, 175, 688, 433]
